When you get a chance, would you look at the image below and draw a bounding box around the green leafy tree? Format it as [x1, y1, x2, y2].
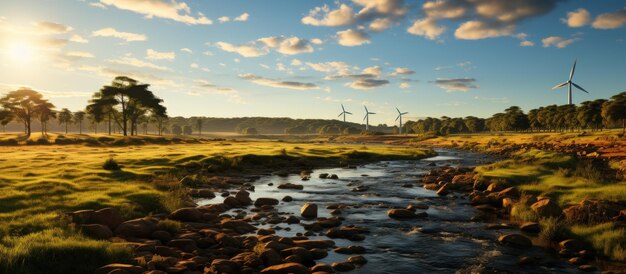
[36, 101, 56, 135]
[602, 92, 626, 134]
[0, 107, 13, 132]
[171, 124, 182, 135]
[58, 108, 73, 134]
[0, 88, 51, 136]
[74, 111, 86, 134]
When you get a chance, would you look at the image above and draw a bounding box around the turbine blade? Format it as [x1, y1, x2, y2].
[551, 82, 568, 90]
[338, 113, 343, 117]
[395, 115, 400, 121]
[363, 114, 367, 121]
[402, 112, 408, 115]
[341, 104, 345, 111]
[370, 112, 376, 115]
[569, 59, 577, 81]
[364, 106, 368, 112]
[396, 107, 400, 114]
[572, 82, 589, 93]
[346, 112, 352, 115]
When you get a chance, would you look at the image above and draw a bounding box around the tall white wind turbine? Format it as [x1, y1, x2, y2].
[363, 105, 375, 131]
[395, 107, 408, 134]
[551, 59, 589, 105]
[338, 104, 352, 122]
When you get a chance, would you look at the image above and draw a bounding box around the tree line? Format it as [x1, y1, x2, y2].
[404, 92, 626, 135]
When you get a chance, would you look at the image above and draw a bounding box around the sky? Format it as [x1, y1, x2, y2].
[0, 0, 625, 126]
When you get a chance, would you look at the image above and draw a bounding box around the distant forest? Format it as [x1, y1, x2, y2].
[1, 76, 624, 136]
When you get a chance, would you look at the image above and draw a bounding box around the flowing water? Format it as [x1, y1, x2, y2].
[198, 149, 583, 274]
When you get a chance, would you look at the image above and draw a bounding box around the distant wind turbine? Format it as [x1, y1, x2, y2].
[551, 59, 589, 105]
[338, 104, 352, 122]
[395, 107, 408, 134]
[363, 105, 375, 131]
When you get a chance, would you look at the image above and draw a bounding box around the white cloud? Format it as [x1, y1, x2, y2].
[66, 51, 94, 59]
[146, 49, 175, 60]
[180, 48, 193, 54]
[306, 61, 354, 75]
[407, 18, 446, 40]
[291, 59, 302, 66]
[92, 27, 146, 42]
[399, 82, 411, 89]
[362, 66, 381, 77]
[520, 40, 535, 47]
[592, 7, 626, 29]
[311, 38, 323, 45]
[33, 21, 73, 34]
[542, 36, 579, 48]
[70, 34, 89, 43]
[214, 41, 268, 57]
[109, 56, 171, 71]
[423, 0, 467, 20]
[455, 20, 515, 40]
[336, 29, 370, 46]
[218, 16, 230, 23]
[369, 18, 393, 32]
[234, 13, 249, 22]
[190, 63, 199, 68]
[389, 67, 415, 76]
[433, 78, 478, 92]
[515, 33, 534, 47]
[259, 36, 315, 55]
[348, 78, 389, 90]
[302, 4, 355, 27]
[239, 73, 319, 90]
[99, 0, 213, 25]
[562, 8, 591, 28]
[90, 2, 107, 9]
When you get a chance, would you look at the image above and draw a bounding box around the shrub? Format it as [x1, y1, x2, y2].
[510, 194, 538, 222]
[161, 187, 190, 213]
[538, 217, 568, 243]
[102, 158, 121, 171]
[156, 219, 181, 235]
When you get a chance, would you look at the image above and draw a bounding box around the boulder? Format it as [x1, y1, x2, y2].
[436, 184, 450, 196]
[168, 239, 197, 253]
[311, 264, 333, 273]
[278, 183, 304, 190]
[260, 248, 283, 266]
[282, 196, 293, 202]
[559, 239, 587, 252]
[498, 234, 532, 248]
[329, 174, 339, 179]
[520, 222, 540, 234]
[300, 203, 318, 218]
[348, 255, 367, 265]
[530, 199, 562, 218]
[79, 224, 113, 239]
[255, 197, 279, 207]
[260, 262, 311, 274]
[497, 187, 519, 199]
[332, 262, 355, 272]
[221, 219, 257, 234]
[319, 173, 329, 179]
[190, 188, 215, 198]
[223, 196, 243, 208]
[235, 190, 252, 205]
[70, 207, 123, 230]
[169, 207, 202, 222]
[387, 209, 426, 219]
[293, 240, 335, 249]
[114, 218, 157, 238]
[206, 259, 240, 274]
[95, 264, 144, 274]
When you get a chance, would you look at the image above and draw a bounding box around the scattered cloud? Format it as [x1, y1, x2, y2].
[592, 7, 626, 30]
[432, 78, 478, 92]
[33, 21, 73, 34]
[239, 73, 319, 90]
[215, 36, 318, 57]
[348, 78, 389, 90]
[302, 4, 356, 27]
[306, 61, 354, 75]
[70, 34, 89, 43]
[407, 18, 446, 40]
[180, 48, 193, 54]
[109, 56, 171, 71]
[399, 82, 411, 89]
[542, 36, 579, 48]
[77, 65, 178, 87]
[336, 29, 370, 46]
[92, 27, 146, 42]
[99, 0, 213, 25]
[89, 2, 107, 9]
[455, 20, 515, 40]
[218, 16, 230, 23]
[291, 59, 303, 66]
[369, 18, 393, 32]
[0, 83, 91, 98]
[146, 49, 175, 60]
[65, 51, 95, 59]
[434, 61, 473, 71]
[215, 41, 268, 57]
[562, 8, 591, 28]
[389, 67, 415, 76]
[234, 12, 249, 22]
[515, 33, 534, 47]
[191, 80, 244, 103]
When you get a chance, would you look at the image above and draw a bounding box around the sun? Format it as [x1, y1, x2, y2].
[6, 41, 35, 63]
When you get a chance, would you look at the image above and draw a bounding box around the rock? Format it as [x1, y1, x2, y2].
[70, 207, 123, 230]
[486, 182, 506, 192]
[332, 262, 355, 272]
[190, 188, 215, 198]
[319, 173, 329, 179]
[517, 256, 536, 265]
[301, 203, 318, 218]
[559, 239, 587, 252]
[282, 196, 293, 202]
[95, 264, 144, 274]
[79, 224, 113, 239]
[568, 257, 587, 265]
[578, 265, 597, 272]
[285, 215, 300, 224]
[310, 248, 328, 260]
[497, 187, 519, 199]
[235, 190, 252, 205]
[329, 174, 339, 179]
[260, 262, 311, 274]
[311, 264, 334, 273]
[436, 184, 450, 196]
[151, 230, 172, 243]
[255, 197, 279, 207]
[207, 259, 240, 274]
[278, 183, 304, 190]
[452, 174, 473, 185]
[502, 198, 515, 209]
[347, 255, 367, 265]
[520, 222, 540, 234]
[530, 199, 562, 218]
[498, 234, 532, 248]
[169, 207, 202, 222]
[281, 247, 313, 262]
[221, 219, 257, 234]
[352, 185, 369, 192]
[114, 218, 157, 238]
[334, 245, 365, 254]
[387, 209, 425, 219]
[231, 252, 262, 268]
[260, 248, 283, 266]
[168, 239, 197, 253]
[473, 179, 489, 191]
[293, 240, 335, 249]
[223, 196, 243, 208]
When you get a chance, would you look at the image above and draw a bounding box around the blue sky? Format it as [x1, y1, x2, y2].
[0, 0, 625, 125]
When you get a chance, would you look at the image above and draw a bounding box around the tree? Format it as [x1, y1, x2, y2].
[0, 88, 50, 136]
[0, 108, 13, 132]
[171, 124, 182, 135]
[90, 76, 167, 136]
[602, 92, 626, 134]
[183, 125, 193, 135]
[58, 108, 73, 134]
[195, 118, 203, 136]
[73, 111, 86, 134]
[577, 99, 606, 131]
[36, 101, 56, 135]
[150, 113, 168, 135]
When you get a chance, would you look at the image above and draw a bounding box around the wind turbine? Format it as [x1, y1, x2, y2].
[551, 59, 589, 105]
[395, 107, 408, 134]
[338, 104, 352, 122]
[363, 105, 375, 131]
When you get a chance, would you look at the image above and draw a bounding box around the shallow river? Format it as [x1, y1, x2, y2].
[198, 149, 584, 274]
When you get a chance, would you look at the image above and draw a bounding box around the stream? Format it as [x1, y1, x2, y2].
[197, 149, 584, 274]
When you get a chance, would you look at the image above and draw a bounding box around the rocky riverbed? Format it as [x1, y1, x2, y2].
[78, 149, 613, 274]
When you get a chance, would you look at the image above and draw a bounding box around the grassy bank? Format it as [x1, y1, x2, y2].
[0, 139, 433, 273]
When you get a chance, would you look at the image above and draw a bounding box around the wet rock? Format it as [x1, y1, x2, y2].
[95, 264, 144, 274]
[520, 222, 540, 234]
[423, 183, 439, 190]
[224, 196, 243, 208]
[559, 239, 587, 252]
[115, 218, 157, 238]
[530, 199, 562, 218]
[517, 256, 536, 265]
[329, 174, 339, 179]
[258, 228, 276, 235]
[282, 196, 293, 202]
[260, 262, 311, 274]
[347, 255, 367, 265]
[578, 265, 597, 272]
[293, 239, 335, 249]
[498, 234, 532, 248]
[352, 185, 369, 192]
[486, 182, 506, 192]
[281, 247, 313, 262]
[231, 252, 262, 268]
[310, 248, 328, 260]
[221, 219, 257, 234]
[319, 173, 329, 179]
[301, 203, 318, 219]
[568, 257, 587, 265]
[332, 262, 355, 272]
[436, 184, 450, 196]
[311, 264, 333, 273]
[387, 209, 426, 219]
[235, 190, 253, 205]
[169, 207, 203, 222]
[79, 224, 113, 239]
[255, 197, 280, 207]
[278, 183, 304, 190]
[190, 188, 216, 198]
[221, 191, 230, 197]
[330, 209, 341, 215]
[260, 248, 283, 266]
[206, 259, 240, 274]
[168, 239, 197, 253]
[334, 245, 365, 254]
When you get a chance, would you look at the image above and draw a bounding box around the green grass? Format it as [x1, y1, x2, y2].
[570, 223, 626, 261]
[0, 228, 132, 274]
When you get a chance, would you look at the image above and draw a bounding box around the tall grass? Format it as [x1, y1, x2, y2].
[570, 223, 626, 261]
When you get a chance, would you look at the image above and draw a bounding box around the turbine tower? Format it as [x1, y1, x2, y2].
[338, 104, 352, 122]
[395, 107, 408, 134]
[551, 59, 589, 105]
[363, 105, 375, 131]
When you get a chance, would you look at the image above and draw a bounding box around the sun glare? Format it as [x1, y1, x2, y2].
[6, 41, 35, 63]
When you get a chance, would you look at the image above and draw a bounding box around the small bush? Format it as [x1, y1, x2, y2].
[161, 187, 190, 213]
[538, 217, 568, 243]
[510, 194, 538, 222]
[572, 159, 604, 183]
[157, 219, 181, 235]
[102, 158, 121, 171]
